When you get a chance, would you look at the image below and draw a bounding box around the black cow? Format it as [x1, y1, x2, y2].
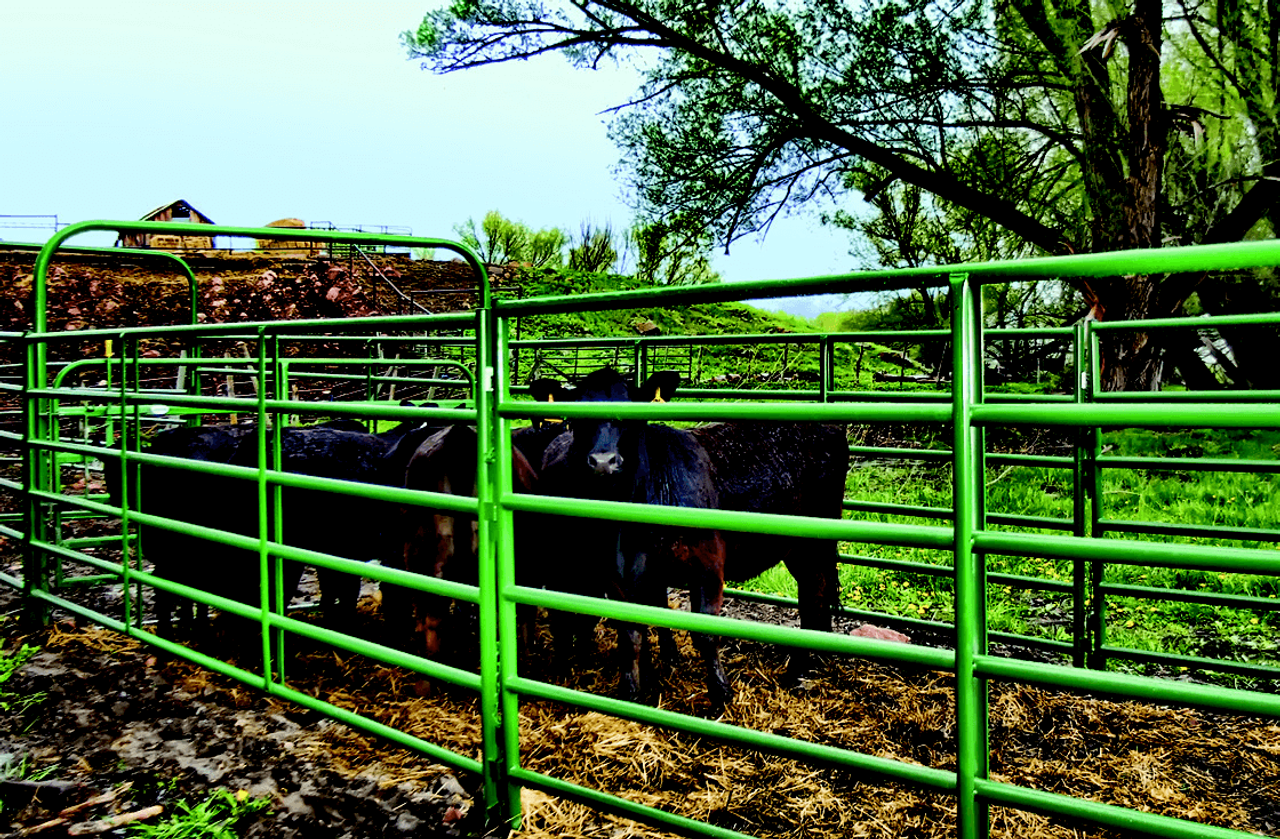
[689, 421, 847, 678]
[106, 423, 254, 637]
[536, 368, 732, 707]
[534, 368, 849, 707]
[107, 410, 438, 638]
[227, 425, 403, 628]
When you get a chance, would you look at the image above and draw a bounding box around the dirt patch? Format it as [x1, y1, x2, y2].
[0, 604, 483, 838]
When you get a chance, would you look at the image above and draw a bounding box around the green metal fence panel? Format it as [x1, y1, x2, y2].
[4, 228, 1280, 838]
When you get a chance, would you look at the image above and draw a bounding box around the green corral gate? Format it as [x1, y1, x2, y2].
[3, 220, 1280, 838]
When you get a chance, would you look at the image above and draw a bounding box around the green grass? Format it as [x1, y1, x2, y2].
[0, 663, 57, 817]
[0, 642, 41, 714]
[0, 753, 58, 816]
[125, 789, 271, 839]
[736, 428, 1280, 675]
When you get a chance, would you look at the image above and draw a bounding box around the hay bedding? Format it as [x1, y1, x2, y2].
[3, 577, 1280, 839]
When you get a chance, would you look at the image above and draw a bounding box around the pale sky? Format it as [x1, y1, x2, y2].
[3, 2, 866, 316]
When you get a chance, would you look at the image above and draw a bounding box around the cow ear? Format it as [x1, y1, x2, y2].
[634, 371, 681, 403]
[529, 379, 572, 403]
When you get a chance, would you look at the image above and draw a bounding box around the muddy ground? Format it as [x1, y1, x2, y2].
[0, 581, 488, 838]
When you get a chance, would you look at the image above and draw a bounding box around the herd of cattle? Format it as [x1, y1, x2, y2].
[104, 367, 850, 707]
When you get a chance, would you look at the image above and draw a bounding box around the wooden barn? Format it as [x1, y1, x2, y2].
[116, 199, 217, 252]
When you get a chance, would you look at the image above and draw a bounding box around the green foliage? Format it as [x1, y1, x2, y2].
[0, 643, 41, 714]
[403, 0, 1280, 391]
[567, 221, 620, 273]
[455, 210, 567, 267]
[126, 789, 271, 839]
[737, 428, 1280, 674]
[631, 217, 719, 286]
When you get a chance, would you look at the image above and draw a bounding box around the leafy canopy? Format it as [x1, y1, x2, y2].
[455, 210, 567, 267]
[404, 0, 1066, 256]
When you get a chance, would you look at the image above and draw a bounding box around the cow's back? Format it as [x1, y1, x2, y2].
[691, 422, 848, 582]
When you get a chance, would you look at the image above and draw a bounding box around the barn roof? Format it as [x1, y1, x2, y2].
[138, 199, 215, 225]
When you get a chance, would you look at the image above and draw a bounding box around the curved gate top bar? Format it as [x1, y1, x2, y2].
[30, 219, 491, 334]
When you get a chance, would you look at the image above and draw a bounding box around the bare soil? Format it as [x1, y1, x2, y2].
[0, 583, 486, 838]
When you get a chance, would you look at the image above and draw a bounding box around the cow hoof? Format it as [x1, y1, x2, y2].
[783, 651, 821, 687]
[620, 675, 644, 704]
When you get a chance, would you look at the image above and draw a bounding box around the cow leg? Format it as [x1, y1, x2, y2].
[154, 586, 175, 638]
[156, 565, 206, 641]
[176, 594, 207, 640]
[317, 566, 362, 631]
[638, 580, 672, 699]
[616, 621, 646, 702]
[272, 559, 307, 615]
[784, 550, 840, 682]
[548, 607, 598, 672]
[540, 522, 609, 674]
[193, 601, 209, 636]
[416, 601, 448, 658]
[681, 533, 732, 709]
[656, 589, 678, 669]
[380, 509, 423, 646]
[615, 541, 660, 703]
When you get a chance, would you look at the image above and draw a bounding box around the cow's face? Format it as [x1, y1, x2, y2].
[574, 415, 632, 479]
[532, 367, 682, 488]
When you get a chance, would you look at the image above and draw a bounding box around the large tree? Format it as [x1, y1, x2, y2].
[405, 0, 1278, 389]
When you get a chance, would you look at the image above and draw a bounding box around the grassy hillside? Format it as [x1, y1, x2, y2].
[511, 268, 807, 338]
[507, 267, 949, 393]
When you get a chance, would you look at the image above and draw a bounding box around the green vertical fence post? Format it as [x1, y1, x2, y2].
[474, 300, 506, 825]
[47, 351, 65, 595]
[1070, 321, 1091, 668]
[117, 339, 134, 631]
[269, 332, 290, 683]
[27, 235, 59, 630]
[1086, 420, 1105, 670]
[1083, 320, 1107, 669]
[952, 272, 989, 839]
[819, 334, 833, 403]
[123, 335, 144, 629]
[114, 338, 134, 629]
[186, 336, 204, 426]
[252, 329, 275, 688]
[494, 315, 524, 829]
[20, 336, 50, 629]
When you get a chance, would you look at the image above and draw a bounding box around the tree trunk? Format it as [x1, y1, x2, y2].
[1076, 0, 1170, 391]
[1093, 275, 1166, 391]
